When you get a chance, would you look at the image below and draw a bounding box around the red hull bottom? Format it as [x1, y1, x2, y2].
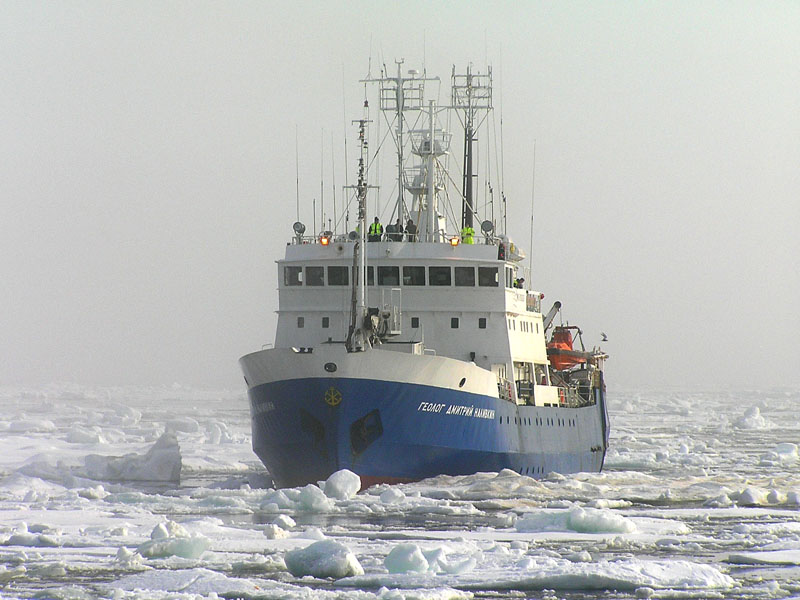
[360, 475, 415, 490]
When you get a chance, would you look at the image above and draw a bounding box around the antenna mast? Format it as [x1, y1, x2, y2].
[451, 65, 492, 232]
[345, 101, 375, 352]
[362, 62, 436, 223]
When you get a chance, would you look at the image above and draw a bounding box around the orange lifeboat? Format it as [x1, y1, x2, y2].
[547, 326, 588, 371]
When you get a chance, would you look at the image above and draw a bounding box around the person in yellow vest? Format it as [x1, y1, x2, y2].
[368, 217, 383, 242]
[460, 225, 474, 244]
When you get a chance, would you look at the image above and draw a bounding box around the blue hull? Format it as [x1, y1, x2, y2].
[248, 377, 607, 488]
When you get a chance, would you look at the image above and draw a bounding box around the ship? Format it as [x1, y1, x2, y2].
[240, 63, 609, 489]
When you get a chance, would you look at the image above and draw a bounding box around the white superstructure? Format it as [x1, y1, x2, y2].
[274, 238, 564, 406]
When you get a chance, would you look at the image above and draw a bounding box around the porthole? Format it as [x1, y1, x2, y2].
[324, 362, 337, 373]
[458, 377, 466, 388]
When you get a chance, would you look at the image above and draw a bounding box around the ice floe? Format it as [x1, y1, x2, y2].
[733, 406, 771, 429]
[727, 550, 800, 565]
[285, 539, 365, 578]
[342, 555, 734, 592]
[135, 520, 210, 559]
[84, 432, 181, 482]
[325, 468, 362, 499]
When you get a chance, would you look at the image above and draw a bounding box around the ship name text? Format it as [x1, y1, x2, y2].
[417, 402, 495, 420]
[252, 400, 276, 416]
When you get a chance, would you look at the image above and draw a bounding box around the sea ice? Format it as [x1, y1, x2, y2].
[0, 565, 26, 584]
[136, 520, 210, 559]
[727, 550, 800, 565]
[733, 406, 770, 429]
[9, 419, 57, 433]
[516, 507, 637, 534]
[284, 539, 365, 579]
[166, 416, 200, 433]
[737, 487, 768, 506]
[261, 488, 296, 510]
[324, 468, 362, 499]
[272, 514, 297, 529]
[381, 487, 407, 504]
[83, 431, 181, 482]
[109, 567, 262, 596]
[136, 533, 209, 559]
[344, 555, 735, 592]
[760, 442, 800, 467]
[150, 520, 189, 539]
[263, 523, 289, 539]
[385, 544, 430, 573]
[65, 426, 104, 444]
[2, 522, 61, 547]
[115, 546, 143, 568]
[298, 483, 334, 511]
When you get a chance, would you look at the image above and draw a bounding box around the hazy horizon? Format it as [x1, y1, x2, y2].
[2, 2, 798, 390]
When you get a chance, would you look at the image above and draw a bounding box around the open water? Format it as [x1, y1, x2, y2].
[0, 385, 798, 599]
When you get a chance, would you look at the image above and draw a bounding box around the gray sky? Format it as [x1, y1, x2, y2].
[2, 1, 798, 389]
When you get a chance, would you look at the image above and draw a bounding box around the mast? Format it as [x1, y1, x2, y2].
[346, 101, 372, 352]
[451, 66, 492, 232]
[425, 100, 436, 242]
[362, 63, 436, 223]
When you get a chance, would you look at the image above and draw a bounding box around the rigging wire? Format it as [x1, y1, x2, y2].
[529, 141, 537, 281]
[295, 125, 300, 224]
[330, 131, 336, 236]
[342, 63, 349, 226]
[320, 128, 324, 233]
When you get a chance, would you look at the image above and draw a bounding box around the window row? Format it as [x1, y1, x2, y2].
[298, 316, 489, 329]
[507, 318, 539, 334]
[284, 265, 499, 288]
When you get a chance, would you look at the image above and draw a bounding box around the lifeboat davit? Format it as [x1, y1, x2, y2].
[547, 326, 588, 371]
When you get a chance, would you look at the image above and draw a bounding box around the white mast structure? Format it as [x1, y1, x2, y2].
[362, 61, 437, 228]
[346, 101, 373, 352]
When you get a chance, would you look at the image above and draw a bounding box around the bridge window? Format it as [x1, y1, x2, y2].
[328, 266, 349, 286]
[353, 266, 375, 286]
[451, 317, 459, 328]
[378, 266, 399, 286]
[403, 266, 425, 286]
[411, 317, 419, 328]
[429, 266, 451, 286]
[322, 317, 329, 328]
[479, 317, 487, 329]
[479, 266, 499, 287]
[284, 266, 302, 286]
[297, 316, 304, 328]
[455, 266, 475, 286]
[306, 266, 324, 286]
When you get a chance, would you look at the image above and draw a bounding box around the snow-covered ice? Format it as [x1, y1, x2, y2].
[285, 539, 365, 578]
[0, 384, 798, 600]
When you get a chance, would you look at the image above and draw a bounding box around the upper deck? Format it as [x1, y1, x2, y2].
[272, 238, 549, 373]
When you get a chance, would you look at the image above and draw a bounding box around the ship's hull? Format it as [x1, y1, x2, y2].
[240, 346, 608, 488]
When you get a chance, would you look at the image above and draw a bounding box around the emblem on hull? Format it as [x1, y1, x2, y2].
[324, 387, 343, 407]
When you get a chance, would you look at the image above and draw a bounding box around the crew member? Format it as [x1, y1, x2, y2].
[513, 277, 525, 289]
[405, 219, 418, 242]
[388, 218, 404, 241]
[460, 225, 474, 244]
[368, 217, 383, 242]
[384, 220, 396, 241]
